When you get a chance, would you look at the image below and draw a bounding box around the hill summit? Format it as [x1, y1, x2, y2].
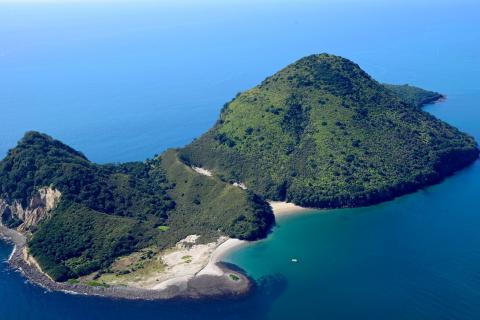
[0, 132, 273, 281]
[180, 54, 479, 207]
[0, 54, 478, 286]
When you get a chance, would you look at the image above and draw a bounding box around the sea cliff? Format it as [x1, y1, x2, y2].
[0, 53, 478, 299]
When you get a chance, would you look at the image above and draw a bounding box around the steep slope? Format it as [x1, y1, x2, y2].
[0, 132, 273, 281]
[180, 54, 479, 208]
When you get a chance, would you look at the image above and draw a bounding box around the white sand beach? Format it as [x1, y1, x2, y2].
[1, 199, 314, 297]
[149, 201, 312, 291]
[269, 201, 315, 216]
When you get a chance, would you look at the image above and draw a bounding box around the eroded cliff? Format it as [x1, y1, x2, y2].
[0, 187, 61, 232]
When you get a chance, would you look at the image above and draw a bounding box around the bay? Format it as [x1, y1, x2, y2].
[0, 1, 479, 319]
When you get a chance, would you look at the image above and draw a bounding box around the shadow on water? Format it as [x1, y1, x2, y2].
[0, 240, 287, 320]
[47, 274, 287, 320]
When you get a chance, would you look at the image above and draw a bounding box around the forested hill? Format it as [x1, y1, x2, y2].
[384, 84, 444, 108]
[0, 132, 273, 281]
[180, 53, 479, 208]
[0, 53, 478, 283]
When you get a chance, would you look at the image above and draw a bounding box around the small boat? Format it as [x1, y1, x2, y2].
[291, 258, 299, 263]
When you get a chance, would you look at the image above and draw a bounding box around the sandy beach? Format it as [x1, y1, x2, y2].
[0, 225, 251, 300]
[200, 201, 313, 267]
[193, 201, 314, 271]
[198, 238, 249, 276]
[150, 201, 313, 291]
[269, 201, 315, 216]
[0, 200, 312, 300]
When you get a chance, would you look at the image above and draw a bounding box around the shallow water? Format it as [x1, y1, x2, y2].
[1, 1, 480, 319]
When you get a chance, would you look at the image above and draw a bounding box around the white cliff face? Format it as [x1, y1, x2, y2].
[0, 187, 61, 232]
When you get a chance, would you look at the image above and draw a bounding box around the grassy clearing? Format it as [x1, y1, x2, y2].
[2, 132, 273, 282]
[86, 281, 110, 288]
[95, 248, 167, 286]
[181, 255, 192, 263]
[229, 274, 240, 281]
[66, 279, 80, 285]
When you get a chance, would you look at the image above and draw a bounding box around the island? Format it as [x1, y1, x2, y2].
[181, 54, 478, 208]
[0, 53, 478, 299]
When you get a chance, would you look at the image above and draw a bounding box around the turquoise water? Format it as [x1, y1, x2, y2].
[1, 1, 480, 319]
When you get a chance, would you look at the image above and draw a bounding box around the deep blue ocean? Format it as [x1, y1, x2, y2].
[1, 1, 480, 319]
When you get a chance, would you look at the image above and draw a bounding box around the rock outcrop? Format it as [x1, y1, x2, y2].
[0, 187, 61, 232]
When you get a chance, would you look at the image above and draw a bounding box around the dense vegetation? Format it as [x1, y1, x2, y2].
[384, 84, 444, 108]
[180, 54, 479, 208]
[0, 132, 175, 220]
[28, 204, 153, 281]
[0, 132, 273, 281]
[161, 150, 273, 241]
[1, 53, 478, 282]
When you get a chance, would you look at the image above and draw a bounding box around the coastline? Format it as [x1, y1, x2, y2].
[199, 201, 314, 270]
[0, 225, 251, 300]
[0, 200, 310, 300]
[269, 201, 316, 217]
[198, 238, 249, 276]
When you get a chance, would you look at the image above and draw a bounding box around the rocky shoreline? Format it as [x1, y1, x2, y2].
[0, 225, 252, 300]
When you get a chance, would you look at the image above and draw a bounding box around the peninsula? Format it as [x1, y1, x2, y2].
[0, 54, 478, 299]
[181, 54, 478, 208]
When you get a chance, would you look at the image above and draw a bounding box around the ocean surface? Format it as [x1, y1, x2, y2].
[1, 1, 480, 319]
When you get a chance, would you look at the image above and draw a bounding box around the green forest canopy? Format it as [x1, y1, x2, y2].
[0, 53, 478, 281]
[180, 54, 478, 208]
[0, 132, 273, 281]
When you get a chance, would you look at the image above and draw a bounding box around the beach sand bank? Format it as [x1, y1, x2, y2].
[269, 201, 316, 216]
[0, 225, 251, 300]
[0, 200, 312, 300]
